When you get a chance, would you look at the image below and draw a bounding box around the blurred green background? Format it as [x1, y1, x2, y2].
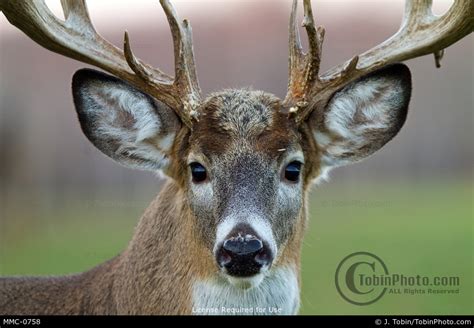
[0, 179, 471, 314]
[0, 0, 472, 315]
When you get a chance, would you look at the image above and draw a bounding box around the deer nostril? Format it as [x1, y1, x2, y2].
[254, 250, 272, 266]
[216, 249, 232, 267]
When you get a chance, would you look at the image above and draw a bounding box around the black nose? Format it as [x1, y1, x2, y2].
[217, 234, 273, 277]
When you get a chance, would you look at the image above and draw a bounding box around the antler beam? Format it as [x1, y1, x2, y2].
[285, 0, 474, 123]
[0, 0, 201, 128]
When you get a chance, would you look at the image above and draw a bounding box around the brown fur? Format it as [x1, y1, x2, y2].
[0, 183, 215, 314]
[0, 92, 319, 315]
[0, 64, 410, 314]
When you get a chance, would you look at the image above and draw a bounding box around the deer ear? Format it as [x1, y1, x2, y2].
[310, 64, 411, 171]
[72, 69, 180, 172]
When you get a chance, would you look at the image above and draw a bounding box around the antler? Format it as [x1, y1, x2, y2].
[284, 0, 474, 123]
[0, 0, 201, 128]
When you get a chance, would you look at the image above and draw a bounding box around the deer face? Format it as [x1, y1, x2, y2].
[72, 63, 411, 288]
[184, 90, 305, 286]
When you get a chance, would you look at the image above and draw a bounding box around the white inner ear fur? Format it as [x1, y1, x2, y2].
[315, 75, 405, 170]
[87, 84, 175, 170]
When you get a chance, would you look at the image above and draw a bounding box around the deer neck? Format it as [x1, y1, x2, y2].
[111, 180, 206, 314]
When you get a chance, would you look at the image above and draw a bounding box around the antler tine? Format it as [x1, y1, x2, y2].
[403, 0, 434, 27]
[289, 0, 303, 70]
[302, 0, 324, 77]
[284, 0, 325, 113]
[286, 0, 304, 104]
[160, 0, 202, 120]
[60, 0, 95, 33]
[124, 31, 156, 81]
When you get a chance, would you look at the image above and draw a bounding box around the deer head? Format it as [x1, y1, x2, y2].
[1, 0, 472, 292]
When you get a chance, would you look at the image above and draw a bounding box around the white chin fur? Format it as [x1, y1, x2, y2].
[192, 266, 300, 315]
[226, 273, 265, 290]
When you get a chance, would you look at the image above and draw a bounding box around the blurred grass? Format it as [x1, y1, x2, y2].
[0, 180, 472, 314]
[300, 179, 473, 314]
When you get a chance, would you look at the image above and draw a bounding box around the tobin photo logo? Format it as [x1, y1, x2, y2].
[335, 252, 461, 306]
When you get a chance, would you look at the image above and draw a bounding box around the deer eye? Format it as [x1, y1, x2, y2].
[190, 162, 207, 183]
[284, 161, 302, 183]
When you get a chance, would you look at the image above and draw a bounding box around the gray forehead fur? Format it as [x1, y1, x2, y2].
[202, 89, 280, 138]
[189, 89, 301, 250]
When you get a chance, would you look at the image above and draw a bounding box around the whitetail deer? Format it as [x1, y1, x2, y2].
[0, 0, 472, 315]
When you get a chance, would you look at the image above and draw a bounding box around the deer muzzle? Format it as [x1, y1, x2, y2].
[215, 223, 274, 277]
